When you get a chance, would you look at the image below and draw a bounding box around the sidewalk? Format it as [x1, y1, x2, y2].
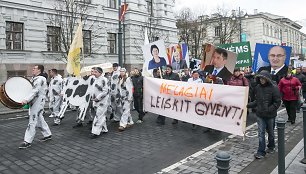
[157, 109, 305, 174]
[271, 139, 306, 174]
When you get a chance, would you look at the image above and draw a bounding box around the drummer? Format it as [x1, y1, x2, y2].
[20, 64, 52, 149]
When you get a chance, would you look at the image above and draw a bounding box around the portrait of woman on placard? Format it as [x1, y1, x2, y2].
[148, 44, 167, 70]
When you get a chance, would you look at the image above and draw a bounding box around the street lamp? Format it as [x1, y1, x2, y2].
[232, 7, 248, 42]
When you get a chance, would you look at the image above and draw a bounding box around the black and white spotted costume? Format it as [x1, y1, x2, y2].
[91, 75, 110, 135]
[48, 74, 63, 117]
[110, 68, 122, 121]
[24, 75, 52, 143]
[118, 76, 134, 128]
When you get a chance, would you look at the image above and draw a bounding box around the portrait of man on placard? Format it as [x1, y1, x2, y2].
[201, 44, 237, 82]
[253, 44, 291, 84]
[171, 50, 187, 72]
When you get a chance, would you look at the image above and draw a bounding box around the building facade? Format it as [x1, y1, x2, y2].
[0, 0, 178, 82]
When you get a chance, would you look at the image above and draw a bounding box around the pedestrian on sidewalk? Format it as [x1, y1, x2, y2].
[247, 70, 281, 159]
[20, 64, 52, 149]
[278, 70, 302, 124]
[294, 67, 306, 112]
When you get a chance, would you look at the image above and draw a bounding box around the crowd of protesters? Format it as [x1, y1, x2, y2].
[19, 46, 306, 165]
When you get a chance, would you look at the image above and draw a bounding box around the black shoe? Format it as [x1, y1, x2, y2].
[254, 153, 264, 159]
[90, 134, 99, 139]
[52, 123, 60, 126]
[73, 123, 83, 128]
[172, 120, 178, 124]
[291, 121, 295, 124]
[19, 142, 31, 149]
[109, 113, 114, 120]
[266, 148, 275, 153]
[39, 135, 52, 142]
[192, 124, 197, 130]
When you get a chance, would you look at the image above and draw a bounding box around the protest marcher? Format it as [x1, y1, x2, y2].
[294, 67, 306, 112]
[187, 70, 203, 129]
[181, 68, 191, 82]
[85, 67, 96, 125]
[156, 65, 180, 125]
[131, 68, 145, 123]
[110, 63, 122, 122]
[48, 69, 63, 119]
[226, 68, 249, 87]
[187, 70, 203, 83]
[247, 70, 281, 159]
[20, 65, 52, 149]
[118, 68, 134, 131]
[90, 67, 110, 138]
[279, 70, 302, 124]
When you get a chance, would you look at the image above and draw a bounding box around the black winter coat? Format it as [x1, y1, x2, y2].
[247, 71, 281, 118]
[295, 73, 306, 92]
[131, 75, 143, 97]
[163, 72, 180, 81]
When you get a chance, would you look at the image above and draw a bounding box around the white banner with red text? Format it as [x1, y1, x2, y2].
[143, 77, 249, 136]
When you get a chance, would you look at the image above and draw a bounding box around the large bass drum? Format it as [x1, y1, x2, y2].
[0, 77, 33, 109]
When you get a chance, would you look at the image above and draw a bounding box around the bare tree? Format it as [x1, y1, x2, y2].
[176, 8, 193, 46]
[210, 7, 240, 44]
[48, 0, 103, 61]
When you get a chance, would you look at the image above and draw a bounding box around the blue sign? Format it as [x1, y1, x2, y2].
[252, 43, 292, 72]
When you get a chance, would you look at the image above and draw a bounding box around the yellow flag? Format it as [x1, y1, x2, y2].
[66, 20, 83, 77]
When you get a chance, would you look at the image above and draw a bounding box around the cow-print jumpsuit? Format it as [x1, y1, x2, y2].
[110, 69, 122, 121]
[91, 75, 110, 135]
[48, 74, 63, 118]
[24, 75, 52, 143]
[118, 77, 134, 128]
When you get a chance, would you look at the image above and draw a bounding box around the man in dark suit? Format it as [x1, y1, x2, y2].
[257, 46, 288, 84]
[172, 51, 187, 72]
[203, 47, 232, 83]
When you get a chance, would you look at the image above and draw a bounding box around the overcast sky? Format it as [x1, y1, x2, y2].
[174, 0, 306, 33]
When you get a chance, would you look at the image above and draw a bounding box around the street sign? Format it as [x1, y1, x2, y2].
[241, 33, 247, 42]
[218, 41, 252, 68]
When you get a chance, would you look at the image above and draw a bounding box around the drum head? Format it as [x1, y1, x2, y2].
[4, 77, 32, 103]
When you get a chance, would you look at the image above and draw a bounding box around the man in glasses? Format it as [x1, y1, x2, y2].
[258, 46, 288, 84]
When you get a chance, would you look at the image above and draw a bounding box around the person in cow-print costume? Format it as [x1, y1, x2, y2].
[20, 64, 52, 149]
[48, 69, 63, 120]
[90, 67, 110, 138]
[118, 68, 134, 131]
[110, 63, 122, 122]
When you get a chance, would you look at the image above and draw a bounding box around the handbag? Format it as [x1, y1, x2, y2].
[298, 88, 304, 107]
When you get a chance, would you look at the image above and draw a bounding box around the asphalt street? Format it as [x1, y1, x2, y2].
[0, 106, 260, 174]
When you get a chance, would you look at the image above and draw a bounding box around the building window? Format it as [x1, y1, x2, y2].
[109, 0, 116, 9]
[7, 70, 27, 79]
[6, 22, 23, 50]
[47, 26, 61, 52]
[83, 30, 91, 54]
[215, 26, 222, 36]
[81, 0, 91, 3]
[107, 33, 116, 54]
